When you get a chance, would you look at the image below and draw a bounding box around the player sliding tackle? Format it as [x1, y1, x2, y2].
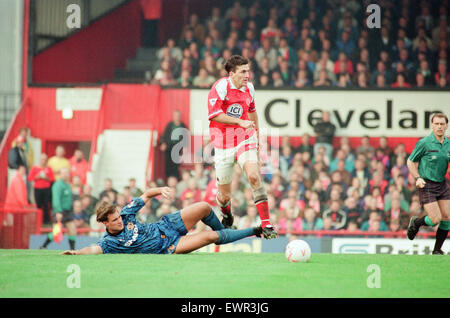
[61, 187, 265, 255]
[207, 55, 277, 239]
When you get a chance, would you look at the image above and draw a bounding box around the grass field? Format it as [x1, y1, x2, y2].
[0, 250, 448, 298]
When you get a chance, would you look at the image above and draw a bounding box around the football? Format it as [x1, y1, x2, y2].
[285, 239, 311, 263]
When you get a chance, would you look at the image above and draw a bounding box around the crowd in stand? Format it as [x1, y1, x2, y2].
[4, 0, 450, 239]
[6, 123, 449, 238]
[151, 0, 450, 89]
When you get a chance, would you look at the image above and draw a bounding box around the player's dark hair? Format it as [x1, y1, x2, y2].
[224, 55, 249, 73]
[431, 112, 448, 124]
[96, 201, 117, 223]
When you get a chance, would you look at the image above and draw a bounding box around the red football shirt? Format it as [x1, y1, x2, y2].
[207, 77, 256, 149]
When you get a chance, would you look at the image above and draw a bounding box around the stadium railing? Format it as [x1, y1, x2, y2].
[0, 204, 42, 249]
[277, 229, 436, 238]
[37, 227, 437, 239]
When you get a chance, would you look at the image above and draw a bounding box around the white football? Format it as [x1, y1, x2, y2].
[285, 239, 311, 263]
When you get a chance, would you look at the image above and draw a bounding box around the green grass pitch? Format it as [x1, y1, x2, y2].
[0, 250, 448, 298]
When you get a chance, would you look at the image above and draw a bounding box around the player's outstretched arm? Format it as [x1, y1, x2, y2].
[61, 245, 103, 255]
[140, 186, 174, 204]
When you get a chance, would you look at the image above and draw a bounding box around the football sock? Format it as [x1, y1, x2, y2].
[202, 210, 225, 231]
[253, 186, 271, 228]
[216, 227, 255, 245]
[216, 196, 231, 215]
[434, 221, 450, 252]
[41, 233, 53, 248]
[68, 235, 76, 250]
[415, 216, 436, 227]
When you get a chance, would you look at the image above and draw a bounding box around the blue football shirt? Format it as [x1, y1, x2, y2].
[97, 198, 182, 254]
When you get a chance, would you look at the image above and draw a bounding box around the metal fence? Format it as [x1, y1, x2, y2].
[30, 0, 129, 55]
[0, 92, 21, 141]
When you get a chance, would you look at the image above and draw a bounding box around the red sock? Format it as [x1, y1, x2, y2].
[255, 200, 271, 228]
[217, 198, 231, 215]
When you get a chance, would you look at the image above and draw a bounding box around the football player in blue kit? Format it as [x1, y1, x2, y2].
[61, 186, 264, 255]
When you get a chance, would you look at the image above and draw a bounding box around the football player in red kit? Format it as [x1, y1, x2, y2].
[207, 55, 277, 239]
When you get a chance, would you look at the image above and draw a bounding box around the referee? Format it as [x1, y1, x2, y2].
[406, 112, 450, 255]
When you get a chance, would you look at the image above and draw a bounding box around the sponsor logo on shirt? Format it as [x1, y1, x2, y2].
[226, 103, 243, 118]
[209, 98, 217, 106]
[124, 222, 139, 246]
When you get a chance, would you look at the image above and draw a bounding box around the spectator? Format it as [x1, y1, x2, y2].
[11, 127, 34, 170]
[128, 178, 143, 197]
[322, 200, 347, 230]
[415, 72, 426, 87]
[333, 52, 354, 77]
[280, 17, 299, 47]
[160, 109, 187, 180]
[294, 69, 311, 87]
[271, 71, 284, 87]
[201, 36, 220, 60]
[192, 68, 216, 88]
[434, 61, 450, 85]
[277, 59, 293, 85]
[313, 69, 332, 87]
[28, 153, 54, 224]
[384, 198, 409, 229]
[260, 18, 280, 45]
[69, 149, 88, 185]
[343, 196, 363, 227]
[5, 165, 28, 212]
[81, 184, 98, 213]
[8, 135, 28, 187]
[356, 135, 375, 157]
[417, 60, 434, 86]
[314, 52, 335, 82]
[302, 207, 323, 231]
[178, 69, 192, 87]
[360, 210, 388, 232]
[80, 194, 95, 217]
[98, 178, 118, 203]
[182, 13, 206, 44]
[336, 31, 356, 57]
[153, 59, 177, 86]
[255, 38, 278, 71]
[72, 199, 89, 229]
[280, 189, 305, 214]
[391, 73, 412, 88]
[322, 216, 335, 231]
[278, 206, 302, 234]
[71, 175, 82, 201]
[352, 159, 370, 191]
[295, 133, 313, 158]
[47, 145, 71, 181]
[180, 178, 202, 203]
[313, 110, 336, 160]
[238, 204, 260, 229]
[370, 61, 393, 86]
[354, 71, 368, 87]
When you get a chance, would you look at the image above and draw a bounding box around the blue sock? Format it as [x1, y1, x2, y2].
[216, 228, 255, 245]
[202, 210, 225, 231]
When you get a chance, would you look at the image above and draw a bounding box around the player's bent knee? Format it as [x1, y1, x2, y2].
[247, 173, 261, 186]
[207, 231, 219, 244]
[199, 202, 212, 214]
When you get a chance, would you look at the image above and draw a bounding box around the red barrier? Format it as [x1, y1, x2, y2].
[37, 227, 437, 238]
[277, 229, 436, 238]
[0, 204, 43, 249]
